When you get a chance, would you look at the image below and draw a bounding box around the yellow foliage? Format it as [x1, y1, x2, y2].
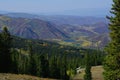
[82, 41, 91, 47]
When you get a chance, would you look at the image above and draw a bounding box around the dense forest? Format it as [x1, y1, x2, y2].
[0, 27, 105, 80]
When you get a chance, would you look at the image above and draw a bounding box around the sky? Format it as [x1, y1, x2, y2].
[0, 0, 113, 16]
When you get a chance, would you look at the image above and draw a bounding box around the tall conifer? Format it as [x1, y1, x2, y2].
[0, 27, 12, 72]
[84, 53, 92, 80]
[104, 0, 120, 79]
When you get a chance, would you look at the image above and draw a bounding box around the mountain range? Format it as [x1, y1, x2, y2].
[0, 13, 110, 48]
[0, 15, 68, 39]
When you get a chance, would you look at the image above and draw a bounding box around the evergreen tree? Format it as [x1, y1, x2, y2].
[40, 54, 49, 78]
[84, 53, 92, 80]
[29, 44, 37, 75]
[50, 56, 60, 79]
[61, 54, 69, 80]
[0, 27, 12, 72]
[104, 0, 120, 80]
[11, 49, 20, 73]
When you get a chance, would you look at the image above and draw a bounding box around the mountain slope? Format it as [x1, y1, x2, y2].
[0, 14, 109, 48]
[0, 15, 68, 39]
[4, 13, 108, 25]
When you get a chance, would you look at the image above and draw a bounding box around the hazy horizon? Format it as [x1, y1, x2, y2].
[0, 0, 112, 17]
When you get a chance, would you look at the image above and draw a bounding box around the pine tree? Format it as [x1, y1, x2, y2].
[29, 44, 37, 75]
[103, 0, 120, 80]
[0, 27, 12, 72]
[84, 53, 92, 80]
[61, 54, 69, 80]
[40, 54, 49, 78]
[49, 56, 60, 79]
[11, 49, 20, 73]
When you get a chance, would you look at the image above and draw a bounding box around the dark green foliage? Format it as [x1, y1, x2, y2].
[89, 50, 105, 66]
[0, 27, 12, 73]
[60, 54, 70, 80]
[40, 55, 49, 78]
[10, 37, 85, 79]
[84, 53, 92, 80]
[11, 37, 104, 79]
[81, 49, 105, 67]
[11, 49, 20, 73]
[11, 48, 29, 74]
[0, 27, 105, 79]
[49, 56, 59, 78]
[104, 0, 120, 80]
[29, 44, 37, 75]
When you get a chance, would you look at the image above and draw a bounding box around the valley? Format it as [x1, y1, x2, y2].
[0, 12, 108, 80]
[0, 0, 117, 80]
[0, 13, 110, 48]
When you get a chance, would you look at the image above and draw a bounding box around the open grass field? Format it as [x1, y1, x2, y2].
[0, 66, 103, 80]
[73, 66, 104, 80]
[0, 73, 57, 80]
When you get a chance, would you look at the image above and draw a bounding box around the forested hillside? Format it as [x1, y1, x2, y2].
[0, 27, 105, 80]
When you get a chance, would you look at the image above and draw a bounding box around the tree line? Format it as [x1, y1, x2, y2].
[0, 27, 105, 80]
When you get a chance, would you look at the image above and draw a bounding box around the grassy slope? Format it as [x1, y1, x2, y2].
[73, 66, 104, 80]
[0, 73, 57, 80]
